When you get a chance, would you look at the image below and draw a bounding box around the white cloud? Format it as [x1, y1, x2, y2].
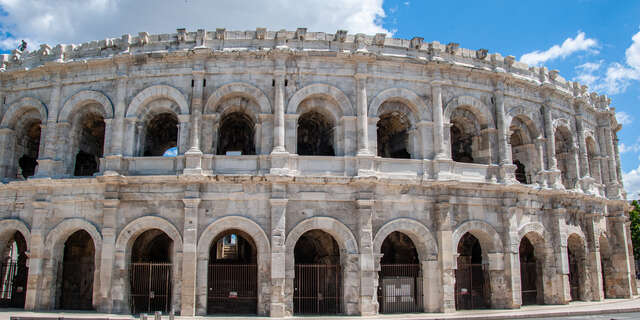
[616, 111, 633, 125]
[623, 164, 640, 199]
[520, 31, 598, 66]
[0, 0, 389, 50]
[619, 142, 640, 154]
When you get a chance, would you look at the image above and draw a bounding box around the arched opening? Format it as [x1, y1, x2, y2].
[586, 137, 601, 183]
[297, 111, 335, 156]
[293, 229, 341, 314]
[599, 235, 613, 299]
[450, 105, 489, 164]
[0, 232, 27, 308]
[555, 127, 577, 189]
[567, 234, 586, 301]
[129, 229, 173, 314]
[143, 113, 178, 156]
[510, 117, 539, 184]
[217, 112, 255, 156]
[519, 236, 544, 305]
[207, 230, 257, 315]
[377, 112, 411, 159]
[15, 120, 41, 179]
[57, 230, 95, 310]
[378, 231, 422, 313]
[455, 232, 488, 310]
[72, 112, 105, 176]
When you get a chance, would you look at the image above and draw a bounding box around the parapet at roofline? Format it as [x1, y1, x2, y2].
[0, 27, 612, 112]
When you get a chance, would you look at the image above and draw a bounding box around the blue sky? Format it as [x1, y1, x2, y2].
[1, 0, 639, 195]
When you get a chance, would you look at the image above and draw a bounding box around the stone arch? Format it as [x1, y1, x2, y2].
[517, 222, 546, 242]
[204, 82, 271, 115]
[505, 106, 543, 136]
[444, 95, 494, 129]
[58, 90, 114, 123]
[125, 85, 189, 118]
[373, 218, 438, 261]
[195, 216, 270, 315]
[368, 88, 429, 121]
[452, 220, 504, 254]
[0, 97, 48, 129]
[42, 218, 102, 310]
[112, 215, 183, 314]
[566, 232, 591, 301]
[286, 83, 355, 117]
[0, 219, 31, 254]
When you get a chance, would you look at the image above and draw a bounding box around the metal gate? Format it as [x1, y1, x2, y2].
[520, 261, 537, 305]
[294, 264, 342, 314]
[455, 263, 487, 310]
[207, 264, 257, 314]
[0, 262, 27, 308]
[129, 263, 172, 314]
[59, 261, 94, 310]
[378, 264, 423, 313]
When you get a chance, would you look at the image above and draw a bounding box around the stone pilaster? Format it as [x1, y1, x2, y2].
[575, 111, 589, 179]
[24, 193, 49, 310]
[355, 62, 370, 156]
[551, 207, 571, 304]
[272, 56, 287, 154]
[184, 65, 204, 175]
[356, 197, 377, 315]
[435, 196, 455, 312]
[181, 194, 200, 316]
[612, 130, 624, 187]
[585, 212, 604, 301]
[503, 201, 521, 308]
[0, 128, 15, 179]
[269, 193, 288, 317]
[98, 185, 119, 312]
[431, 80, 447, 160]
[35, 74, 62, 178]
[177, 114, 190, 155]
[606, 213, 634, 298]
[542, 103, 562, 188]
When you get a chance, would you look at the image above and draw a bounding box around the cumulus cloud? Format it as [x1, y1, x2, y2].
[623, 164, 640, 199]
[616, 111, 633, 125]
[520, 31, 598, 66]
[0, 0, 389, 50]
[619, 142, 640, 154]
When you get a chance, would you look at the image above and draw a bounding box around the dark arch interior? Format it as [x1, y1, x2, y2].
[74, 112, 105, 176]
[599, 236, 612, 299]
[519, 236, 541, 305]
[17, 120, 41, 179]
[59, 230, 95, 310]
[377, 113, 410, 159]
[567, 235, 585, 301]
[0, 231, 28, 308]
[450, 123, 474, 163]
[217, 112, 255, 156]
[294, 229, 340, 264]
[380, 231, 418, 264]
[207, 230, 258, 315]
[144, 113, 178, 156]
[131, 229, 172, 263]
[455, 232, 488, 310]
[554, 128, 574, 189]
[297, 111, 335, 156]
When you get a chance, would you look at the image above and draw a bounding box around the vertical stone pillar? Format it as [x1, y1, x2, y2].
[585, 212, 604, 301]
[272, 56, 286, 154]
[607, 213, 633, 298]
[0, 128, 15, 178]
[24, 195, 49, 310]
[356, 197, 376, 315]
[502, 201, 521, 309]
[98, 184, 119, 312]
[135, 121, 144, 157]
[431, 80, 447, 160]
[269, 193, 288, 317]
[109, 68, 128, 157]
[102, 118, 114, 157]
[551, 207, 571, 304]
[177, 115, 190, 155]
[575, 112, 589, 178]
[355, 63, 370, 156]
[494, 86, 510, 165]
[542, 103, 557, 170]
[181, 195, 200, 316]
[435, 197, 455, 312]
[35, 75, 62, 178]
[184, 66, 204, 174]
[422, 259, 441, 312]
[603, 127, 618, 183]
[612, 130, 623, 186]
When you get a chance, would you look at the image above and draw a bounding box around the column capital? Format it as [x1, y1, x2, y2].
[269, 198, 289, 207]
[182, 198, 201, 208]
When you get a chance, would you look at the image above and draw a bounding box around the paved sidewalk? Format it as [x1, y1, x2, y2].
[2, 297, 640, 320]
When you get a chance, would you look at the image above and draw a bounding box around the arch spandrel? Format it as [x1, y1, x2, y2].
[0, 218, 31, 251]
[506, 107, 542, 139]
[204, 82, 272, 115]
[517, 222, 546, 243]
[452, 219, 504, 254]
[115, 215, 183, 254]
[444, 95, 494, 129]
[286, 83, 355, 117]
[0, 97, 48, 129]
[373, 218, 437, 261]
[368, 87, 430, 121]
[44, 218, 103, 257]
[126, 85, 189, 119]
[58, 90, 114, 123]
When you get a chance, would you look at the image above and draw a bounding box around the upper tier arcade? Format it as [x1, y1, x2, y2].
[0, 28, 625, 200]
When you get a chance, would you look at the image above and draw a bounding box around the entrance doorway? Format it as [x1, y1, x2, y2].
[58, 230, 95, 310]
[378, 231, 422, 313]
[293, 230, 342, 314]
[455, 232, 488, 310]
[207, 230, 258, 314]
[519, 236, 540, 305]
[0, 232, 27, 308]
[129, 229, 173, 314]
[567, 234, 585, 301]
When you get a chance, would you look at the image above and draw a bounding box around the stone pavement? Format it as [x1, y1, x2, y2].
[3, 297, 640, 320]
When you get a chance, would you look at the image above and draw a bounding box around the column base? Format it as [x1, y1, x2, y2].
[270, 151, 291, 175]
[31, 158, 61, 179]
[356, 154, 376, 177]
[183, 149, 203, 175]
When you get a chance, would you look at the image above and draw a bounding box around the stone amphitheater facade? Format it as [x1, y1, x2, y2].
[0, 28, 634, 317]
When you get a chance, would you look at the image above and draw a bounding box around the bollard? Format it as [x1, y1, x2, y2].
[140, 313, 147, 320]
[155, 311, 162, 320]
[169, 309, 175, 320]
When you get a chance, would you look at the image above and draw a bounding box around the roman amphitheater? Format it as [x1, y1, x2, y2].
[0, 28, 634, 317]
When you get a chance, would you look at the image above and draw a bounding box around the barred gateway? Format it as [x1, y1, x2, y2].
[0, 28, 634, 317]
